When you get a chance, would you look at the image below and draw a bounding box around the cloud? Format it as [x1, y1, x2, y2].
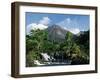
[26, 16, 51, 34]
[70, 28, 80, 34]
[39, 17, 51, 26]
[26, 23, 48, 34]
[57, 18, 80, 34]
[57, 18, 71, 26]
[63, 27, 80, 34]
[66, 18, 71, 23]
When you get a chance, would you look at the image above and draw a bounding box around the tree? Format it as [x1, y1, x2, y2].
[70, 43, 81, 58]
[64, 32, 73, 57]
[26, 51, 39, 67]
[73, 30, 89, 64]
[70, 43, 89, 65]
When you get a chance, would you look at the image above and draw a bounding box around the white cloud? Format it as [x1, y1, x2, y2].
[70, 28, 80, 34]
[57, 18, 81, 34]
[57, 18, 71, 26]
[36, 24, 48, 30]
[63, 27, 80, 34]
[26, 23, 48, 34]
[26, 16, 50, 34]
[39, 17, 51, 26]
[66, 18, 71, 23]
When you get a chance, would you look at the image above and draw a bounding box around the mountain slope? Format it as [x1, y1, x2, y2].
[47, 24, 68, 42]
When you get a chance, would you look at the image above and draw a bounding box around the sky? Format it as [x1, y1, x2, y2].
[26, 12, 90, 34]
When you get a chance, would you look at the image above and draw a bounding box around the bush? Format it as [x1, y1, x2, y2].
[26, 51, 39, 67]
[71, 55, 89, 65]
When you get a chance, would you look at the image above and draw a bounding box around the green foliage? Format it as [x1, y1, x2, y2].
[71, 30, 89, 64]
[26, 29, 89, 66]
[71, 43, 81, 56]
[26, 51, 39, 67]
[65, 31, 73, 42]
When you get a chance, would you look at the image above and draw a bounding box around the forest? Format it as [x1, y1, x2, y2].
[26, 25, 89, 67]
